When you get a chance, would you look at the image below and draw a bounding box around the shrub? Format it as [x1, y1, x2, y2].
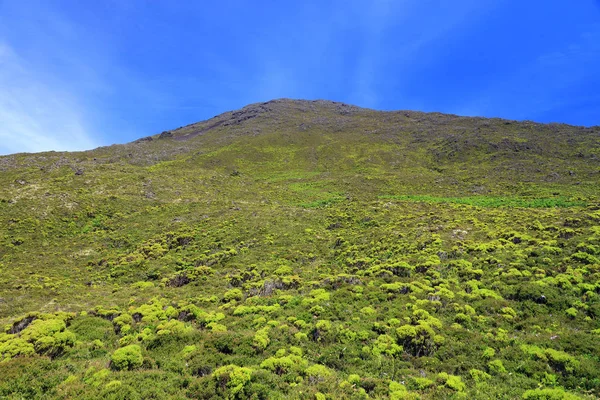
[315, 319, 332, 332]
[224, 289, 243, 302]
[437, 372, 465, 392]
[521, 345, 580, 375]
[156, 319, 193, 335]
[301, 289, 330, 306]
[233, 305, 256, 316]
[469, 369, 491, 384]
[488, 359, 507, 374]
[522, 387, 582, 399]
[34, 330, 76, 357]
[305, 364, 332, 384]
[110, 345, 143, 370]
[260, 354, 307, 375]
[212, 364, 253, 397]
[482, 347, 496, 359]
[113, 313, 133, 328]
[570, 252, 599, 265]
[456, 313, 474, 328]
[544, 349, 580, 374]
[100, 380, 141, 400]
[389, 381, 420, 400]
[395, 321, 444, 357]
[407, 376, 435, 390]
[207, 322, 227, 332]
[348, 374, 361, 385]
[180, 345, 197, 359]
[274, 265, 293, 275]
[0, 337, 35, 361]
[84, 368, 111, 387]
[20, 319, 66, 341]
[360, 306, 376, 316]
[445, 375, 465, 392]
[253, 327, 270, 352]
[372, 334, 402, 357]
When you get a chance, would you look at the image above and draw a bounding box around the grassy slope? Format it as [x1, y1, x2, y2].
[0, 99, 599, 399]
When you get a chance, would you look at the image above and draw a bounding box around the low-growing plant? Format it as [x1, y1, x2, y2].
[110, 345, 143, 371]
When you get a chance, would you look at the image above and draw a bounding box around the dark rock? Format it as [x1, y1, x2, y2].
[9, 315, 36, 334]
[135, 136, 154, 143]
[178, 311, 194, 321]
[536, 295, 547, 304]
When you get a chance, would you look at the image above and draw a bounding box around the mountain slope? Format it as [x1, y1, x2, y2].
[1, 99, 599, 399]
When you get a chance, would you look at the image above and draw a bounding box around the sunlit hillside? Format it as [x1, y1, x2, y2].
[1, 99, 599, 399]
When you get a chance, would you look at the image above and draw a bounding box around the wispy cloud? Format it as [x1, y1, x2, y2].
[0, 42, 98, 155]
[0, 1, 162, 155]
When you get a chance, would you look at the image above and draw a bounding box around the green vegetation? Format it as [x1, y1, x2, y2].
[0, 99, 599, 398]
[379, 195, 587, 208]
[110, 344, 143, 371]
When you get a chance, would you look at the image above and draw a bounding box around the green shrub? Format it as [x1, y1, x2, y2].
[445, 375, 465, 392]
[482, 347, 496, 359]
[110, 345, 143, 370]
[34, 330, 76, 357]
[565, 307, 578, 319]
[84, 367, 111, 387]
[488, 359, 507, 374]
[212, 364, 253, 398]
[407, 376, 435, 390]
[305, 364, 332, 384]
[544, 349, 580, 374]
[260, 354, 307, 375]
[437, 372, 465, 392]
[224, 289, 243, 302]
[0, 337, 35, 361]
[395, 321, 444, 357]
[20, 319, 66, 341]
[100, 380, 141, 400]
[522, 387, 582, 399]
[348, 373, 361, 385]
[469, 368, 491, 384]
[253, 327, 270, 352]
[372, 334, 402, 357]
[389, 381, 420, 400]
[360, 306, 376, 316]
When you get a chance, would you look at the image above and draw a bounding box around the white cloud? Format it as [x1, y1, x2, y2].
[0, 41, 98, 155]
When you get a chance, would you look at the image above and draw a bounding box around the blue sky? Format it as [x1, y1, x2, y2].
[1, 0, 599, 155]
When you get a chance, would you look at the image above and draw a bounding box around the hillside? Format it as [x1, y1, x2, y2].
[1, 99, 600, 399]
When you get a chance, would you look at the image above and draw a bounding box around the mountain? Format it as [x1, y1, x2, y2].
[1, 99, 599, 399]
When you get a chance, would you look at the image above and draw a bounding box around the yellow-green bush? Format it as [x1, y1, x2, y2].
[110, 344, 143, 370]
